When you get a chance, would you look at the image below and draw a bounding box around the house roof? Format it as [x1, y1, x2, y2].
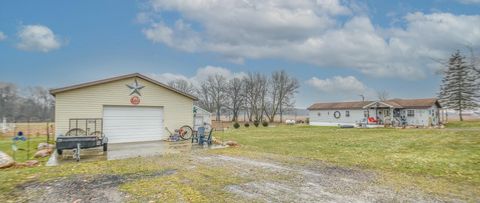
[49, 73, 198, 100]
[307, 101, 374, 110]
[385, 98, 441, 108]
[308, 98, 441, 110]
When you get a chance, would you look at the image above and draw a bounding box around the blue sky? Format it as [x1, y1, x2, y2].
[0, 0, 479, 108]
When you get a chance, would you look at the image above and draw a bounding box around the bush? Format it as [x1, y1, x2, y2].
[305, 118, 310, 124]
[253, 120, 260, 127]
[244, 123, 250, 128]
[262, 121, 269, 127]
[233, 122, 240, 129]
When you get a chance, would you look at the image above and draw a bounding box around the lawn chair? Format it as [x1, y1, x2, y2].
[204, 128, 214, 145]
[192, 127, 205, 144]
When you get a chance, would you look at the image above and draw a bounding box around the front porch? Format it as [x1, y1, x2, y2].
[362, 101, 404, 127]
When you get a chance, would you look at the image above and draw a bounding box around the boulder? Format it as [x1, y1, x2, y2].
[34, 149, 52, 158]
[25, 160, 40, 166]
[0, 151, 15, 169]
[37, 142, 54, 150]
[224, 141, 239, 147]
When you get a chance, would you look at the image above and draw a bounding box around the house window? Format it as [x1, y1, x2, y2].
[407, 110, 415, 117]
[364, 110, 369, 117]
[346, 111, 350, 117]
[317, 112, 321, 117]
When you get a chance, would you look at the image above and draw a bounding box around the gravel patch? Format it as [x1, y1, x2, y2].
[198, 155, 462, 203]
[15, 170, 176, 203]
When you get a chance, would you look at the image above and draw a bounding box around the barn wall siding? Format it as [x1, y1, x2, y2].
[54, 77, 193, 137]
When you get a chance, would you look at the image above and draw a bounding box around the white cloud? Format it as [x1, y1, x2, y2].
[150, 65, 246, 86]
[307, 76, 367, 93]
[16, 25, 63, 52]
[140, 1, 480, 79]
[457, 0, 480, 4]
[0, 32, 6, 41]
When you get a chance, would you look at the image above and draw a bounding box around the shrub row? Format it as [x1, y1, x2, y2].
[233, 121, 269, 129]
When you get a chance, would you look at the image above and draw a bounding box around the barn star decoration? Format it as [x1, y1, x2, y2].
[126, 79, 145, 96]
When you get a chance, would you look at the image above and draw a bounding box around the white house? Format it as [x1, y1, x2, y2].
[307, 98, 442, 127]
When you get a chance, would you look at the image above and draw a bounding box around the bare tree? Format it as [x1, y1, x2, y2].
[0, 83, 55, 121]
[264, 70, 299, 122]
[167, 79, 196, 95]
[196, 83, 215, 113]
[226, 77, 244, 121]
[376, 90, 390, 101]
[243, 73, 267, 122]
[204, 75, 228, 121]
[0, 82, 19, 120]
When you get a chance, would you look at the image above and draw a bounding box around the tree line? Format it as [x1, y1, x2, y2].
[168, 70, 300, 122]
[0, 83, 55, 122]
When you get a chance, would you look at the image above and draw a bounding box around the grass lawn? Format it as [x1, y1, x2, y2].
[0, 136, 49, 162]
[215, 121, 480, 200]
[0, 121, 478, 201]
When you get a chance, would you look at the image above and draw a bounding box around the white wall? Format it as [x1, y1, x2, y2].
[309, 106, 441, 127]
[309, 109, 370, 126]
[403, 105, 440, 126]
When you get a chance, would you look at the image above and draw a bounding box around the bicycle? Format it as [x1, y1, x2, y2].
[165, 125, 193, 141]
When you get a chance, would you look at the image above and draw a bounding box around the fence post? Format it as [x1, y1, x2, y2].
[46, 122, 50, 144]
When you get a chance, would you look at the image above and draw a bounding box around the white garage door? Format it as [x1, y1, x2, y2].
[103, 106, 164, 143]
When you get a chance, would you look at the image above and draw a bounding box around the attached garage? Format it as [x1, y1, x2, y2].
[50, 73, 197, 143]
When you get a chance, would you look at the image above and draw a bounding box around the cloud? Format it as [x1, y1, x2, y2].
[0, 32, 6, 41]
[456, 0, 480, 4]
[150, 65, 246, 86]
[16, 25, 63, 52]
[139, 1, 480, 79]
[307, 76, 367, 93]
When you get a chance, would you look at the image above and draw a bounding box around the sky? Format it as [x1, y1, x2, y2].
[0, 0, 479, 108]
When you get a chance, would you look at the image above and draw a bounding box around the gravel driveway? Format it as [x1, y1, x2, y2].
[13, 154, 461, 203]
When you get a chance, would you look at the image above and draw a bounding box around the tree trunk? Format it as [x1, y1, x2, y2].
[459, 109, 463, 121]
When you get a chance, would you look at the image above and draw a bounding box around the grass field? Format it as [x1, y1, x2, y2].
[0, 121, 478, 202]
[215, 121, 480, 199]
[0, 136, 49, 162]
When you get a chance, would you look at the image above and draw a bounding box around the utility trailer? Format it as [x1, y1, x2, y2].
[56, 118, 108, 161]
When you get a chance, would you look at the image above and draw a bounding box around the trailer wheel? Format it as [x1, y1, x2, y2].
[103, 143, 108, 152]
[57, 149, 63, 155]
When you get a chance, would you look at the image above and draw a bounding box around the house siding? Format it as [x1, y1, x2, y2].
[54, 77, 193, 138]
[309, 109, 373, 126]
[309, 105, 440, 127]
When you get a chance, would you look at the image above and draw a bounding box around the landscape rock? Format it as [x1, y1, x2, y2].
[224, 141, 239, 147]
[14, 160, 40, 168]
[37, 142, 54, 150]
[34, 149, 52, 158]
[0, 151, 15, 169]
[25, 160, 40, 166]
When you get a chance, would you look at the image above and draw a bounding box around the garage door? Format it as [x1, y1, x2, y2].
[103, 106, 164, 143]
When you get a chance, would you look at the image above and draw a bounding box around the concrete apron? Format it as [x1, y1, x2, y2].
[47, 141, 226, 166]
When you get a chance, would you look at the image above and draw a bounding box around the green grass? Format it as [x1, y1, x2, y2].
[1, 121, 479, 201]
[215, 121, 480, 199]
[0, 136, 49, 162]
[446, 120, 480, 128]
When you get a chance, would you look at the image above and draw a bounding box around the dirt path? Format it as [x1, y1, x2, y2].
[195, 155, 458, 203]
[13, 154, 460, 203]
[16, 170, 176, 203]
